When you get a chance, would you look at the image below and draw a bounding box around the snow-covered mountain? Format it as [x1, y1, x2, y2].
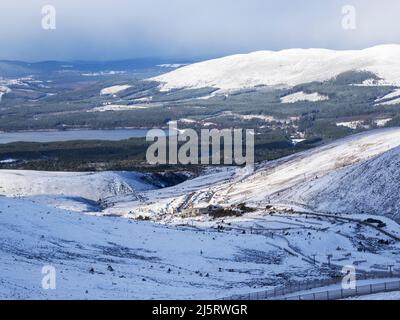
[275, 145, 400, 222]
[5, 128, 398, 222]
[2, 128, 400, 299]
[114, 128, 400, 221]
[151, 45, 400, 91]
[0, 170, 157, 201]
[204, 128, 400, 208]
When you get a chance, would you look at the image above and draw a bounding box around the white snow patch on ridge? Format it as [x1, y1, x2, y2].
[378, 97, 400, 105]
[352, 78, 389, 87]
[0, 86, 11, 102]
[152, 45, 400, 92]
[375, 118, 392, 126]
[280, 91, 328, 103]
[336, 118, 392, 129]
[336, 120, 368, 130]
[88, 104, 149, 112]
[375, 88, 400, 105]
[0, 158, 16, 164]
[100, 85, 131, 96]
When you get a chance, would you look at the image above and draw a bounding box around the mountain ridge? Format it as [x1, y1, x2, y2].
[152, 44, 400, 91]
[276, 145, 400, 222]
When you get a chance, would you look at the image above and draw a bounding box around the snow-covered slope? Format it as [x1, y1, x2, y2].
[275, 146, 400, 221]
[375, 88, 400, 104]
[375, 88, 400, 105]
[100, 84, 131, 96]
[105, 128, 400, 221]
[2, 196, 399, 299]
[0, 170, 157, 201]
[0, 197, 316, 299]
[151, 45, 400, 91]
[205, 128, 400, 208]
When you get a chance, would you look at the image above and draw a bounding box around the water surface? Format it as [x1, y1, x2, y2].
[0, 129, 155, 144]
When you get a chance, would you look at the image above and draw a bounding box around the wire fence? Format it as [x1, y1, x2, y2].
[283, 279, 400, 300]
[221, 271, 400, 300]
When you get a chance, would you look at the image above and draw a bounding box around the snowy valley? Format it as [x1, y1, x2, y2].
[1, 45, 400, 300]
[1, 127, 400, 299]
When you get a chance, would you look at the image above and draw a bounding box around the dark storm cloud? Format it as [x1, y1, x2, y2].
[0, 0, 399, 61]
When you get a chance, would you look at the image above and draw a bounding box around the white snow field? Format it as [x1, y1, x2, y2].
[2, 195, 400, 300]
[275, 144, 400, 222]
[100, 84, 132, 96]
[0, 197, 322, 299]
[2, 128, 400, 299]
[0, 170, 158, 201]
[280, 91, 329, 103]
[151, 45, 400, 92]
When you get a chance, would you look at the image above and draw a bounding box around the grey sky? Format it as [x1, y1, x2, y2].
[0, 0, 399, 61]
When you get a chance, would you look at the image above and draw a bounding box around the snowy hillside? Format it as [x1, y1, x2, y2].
[152, 45, 400, 91]
[100, 128, 400, 222]
[204, 128, 400, 208]
[2, 129, 400, 299]
[0, 170, 157, 201]
[275, 146, 400, 222]
[0, 197, 317, 299]
[1, 196, 399, 299]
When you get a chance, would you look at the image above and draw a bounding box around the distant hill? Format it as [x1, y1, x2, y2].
[0, 58, 194, 78]
[152, 45, 400, 91]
